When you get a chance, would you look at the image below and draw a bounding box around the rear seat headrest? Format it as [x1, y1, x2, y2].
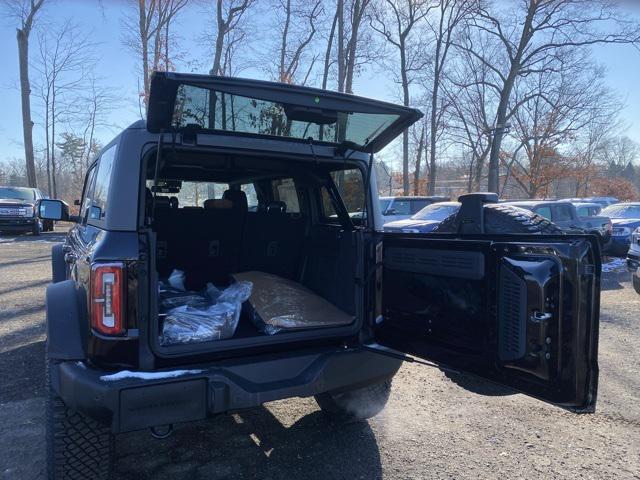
[223, 190, 248, 212]
[204, 198, 233, 209]
[265, 201, 287, 214]
[154, 196, 171, 209]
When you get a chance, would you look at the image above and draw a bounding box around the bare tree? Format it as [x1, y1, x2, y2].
[6, 0, 47, 188]
[370, 0, 434, 194]
[459, 0, 640, 193]
[424, 0, 476, 194]
[122, 0, 189, 111]
[271, 0, 323, 84]
[34, 21, 95, 197]
[209, 0, 255, 76]
[502, 55, 620, 198]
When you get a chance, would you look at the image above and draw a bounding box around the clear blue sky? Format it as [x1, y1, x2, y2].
[1, 0, 639, 163]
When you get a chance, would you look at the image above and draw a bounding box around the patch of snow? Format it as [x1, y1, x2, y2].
[602, 257, 628, 273]
[75, 361, 86, 369]
[100, 369, 203, 382]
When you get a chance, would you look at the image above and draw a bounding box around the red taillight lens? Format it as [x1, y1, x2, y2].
[90, 263, 125, 335]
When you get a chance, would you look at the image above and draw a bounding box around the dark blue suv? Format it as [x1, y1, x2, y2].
[600, 203, 640, 256]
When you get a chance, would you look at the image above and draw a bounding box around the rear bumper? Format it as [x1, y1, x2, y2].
[50, 346, 402, 434]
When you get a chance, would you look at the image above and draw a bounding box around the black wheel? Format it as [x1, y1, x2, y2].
[434, 203, 563, 235]
[314, 380, 392, 422]
[32, 221, 41, 236]
[46, 357, 114, 480]
[633, 275, 640, 295]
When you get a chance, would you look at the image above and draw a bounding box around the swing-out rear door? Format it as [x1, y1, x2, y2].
[375, 234, 600, 412]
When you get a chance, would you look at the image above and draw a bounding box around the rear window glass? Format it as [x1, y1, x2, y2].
[172, 84, 400, 148]
[91, 145, 117, 221]
[271, 178, 300, 213]
[148, 181, 229, 207]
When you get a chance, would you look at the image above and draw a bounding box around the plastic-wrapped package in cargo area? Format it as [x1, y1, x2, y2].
[158, 274, 252, 345]
[231, 271, 354, 335]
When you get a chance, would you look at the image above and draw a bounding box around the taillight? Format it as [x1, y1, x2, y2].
[91, 262, 125, 335]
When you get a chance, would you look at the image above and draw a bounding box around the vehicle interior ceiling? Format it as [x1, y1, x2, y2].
[145, 148, 365, 339]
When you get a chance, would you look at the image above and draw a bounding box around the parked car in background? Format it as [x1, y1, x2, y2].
[573, 202, 602, 216]
[502, 200, 611, 248]
[563, 196, 619, 207]
[379, 195, 449, 224]
[626, 228, 640, 294]
[0, 186, 53, 235]
[383, 201, 460, 233]
[600, 203, 640, 256]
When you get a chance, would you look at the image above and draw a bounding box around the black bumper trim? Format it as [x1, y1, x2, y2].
[51, 347, 402, 433]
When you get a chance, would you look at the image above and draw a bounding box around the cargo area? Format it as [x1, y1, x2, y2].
[146, 149, 367, 351]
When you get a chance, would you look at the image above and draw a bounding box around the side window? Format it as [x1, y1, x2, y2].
[534, 206, 552, 220]
[271, 178, 300, 213]
[80, 165, 98, 224]
[553, 205, 573, 222]
[331, 168, 365, 215]
[91, 145, 117, 221]
[320, 186, 337, 219]
[410, 200, 430, 214]
[576, 207, 588, 217]
[240, 183, 259, 211]
[389, 200, 411, 215]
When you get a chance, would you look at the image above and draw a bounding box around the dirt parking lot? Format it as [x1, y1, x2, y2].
[1, 227, 639, 480]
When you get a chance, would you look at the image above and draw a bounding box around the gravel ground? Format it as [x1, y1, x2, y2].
[1, 228, 639, 480]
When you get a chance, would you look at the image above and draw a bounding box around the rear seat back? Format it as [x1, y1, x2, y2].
[240, 201, 305, 279]
[154, 190, 248, 287]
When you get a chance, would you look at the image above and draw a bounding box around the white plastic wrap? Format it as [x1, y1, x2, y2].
[159, 279, 252, 346]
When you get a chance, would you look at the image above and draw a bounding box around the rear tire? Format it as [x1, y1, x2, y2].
[434, 203, 562, 235]
[32, 221, 41, 236]
[46, 357, 114, 480]
[633, 275, 640, 295]
[314, 380, 392, 422]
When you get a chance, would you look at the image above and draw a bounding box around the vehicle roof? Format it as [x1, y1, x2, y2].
[427, 201, 460, 207]
[503, 200, 573, 208]
[0, 186, 35, 190]
[572, 202, 601, 208]
[379, 196, 449, 201]
[604, 202, 640, 207]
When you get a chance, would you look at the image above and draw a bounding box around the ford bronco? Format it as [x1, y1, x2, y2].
[39, 72, 600, 479]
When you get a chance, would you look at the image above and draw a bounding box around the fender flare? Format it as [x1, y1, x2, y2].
[51, 243, 67, 283]
[46, 280, 87, 360]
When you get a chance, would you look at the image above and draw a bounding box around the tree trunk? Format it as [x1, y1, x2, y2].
[322, 9, 338, 90]
[413, 124, 425, 195]
[139, 0, 151, 102]
[17, 29, 37, 188]
[336, 0, 345, 92]
[51, 85, 58, 198]
[487, 2, 536, 193]
[344, 0, 362, 94]
[400, 39, 410, 195]
[279, 0, 291, 82]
